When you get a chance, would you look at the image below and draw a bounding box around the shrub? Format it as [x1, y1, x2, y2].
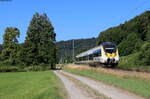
[0, 65, 18, 72]
[0, 63, 51, 72]
[137, 42, 150, 66]
[24, 65, 51, 72]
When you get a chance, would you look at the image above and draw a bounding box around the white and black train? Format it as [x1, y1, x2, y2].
[75, 42, 119, 67]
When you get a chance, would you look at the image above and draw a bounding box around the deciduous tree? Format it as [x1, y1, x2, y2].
[24, 13, 56, 68]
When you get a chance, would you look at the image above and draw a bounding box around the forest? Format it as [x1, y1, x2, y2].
[0, 13, 57, 72]
[97, 11, 150, 70]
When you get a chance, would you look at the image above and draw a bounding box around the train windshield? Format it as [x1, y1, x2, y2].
[103, 45, 116, 53]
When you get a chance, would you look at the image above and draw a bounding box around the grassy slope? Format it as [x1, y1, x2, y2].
[118, 53, 150, 72]
[0, 71, 68, 99]
[64, 67, 150, 99]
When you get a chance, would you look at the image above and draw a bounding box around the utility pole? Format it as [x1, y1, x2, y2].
[72, 39, 75, 63]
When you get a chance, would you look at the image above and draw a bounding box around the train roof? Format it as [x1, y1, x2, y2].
[76, 42, 116, 58]
[100, 42, 116, 46]
[76, 46, 101, 58]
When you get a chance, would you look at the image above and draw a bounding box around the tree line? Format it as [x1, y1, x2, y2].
[56, 38, 96, 63]
[0, 13, 57, 71]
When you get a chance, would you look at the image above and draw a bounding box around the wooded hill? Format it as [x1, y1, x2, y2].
[56, 38, 96, 63]
[97, 11, 150, 70]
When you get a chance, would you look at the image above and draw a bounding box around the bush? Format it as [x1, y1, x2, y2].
[137, 42, 150, 66]
[24, 65, 51, 72]
[118, 52, 150, 72]
[0, 65, 18, 72]
[0, 64, 51, 72]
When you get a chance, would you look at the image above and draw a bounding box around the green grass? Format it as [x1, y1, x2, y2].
[118, 53, 150, 72]
[0, 71, 68, 99]
[64, 67, 150, 99]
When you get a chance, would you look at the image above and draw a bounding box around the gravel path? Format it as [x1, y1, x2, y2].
[54, 70, 144, 99]
[54, 71, 104, 99]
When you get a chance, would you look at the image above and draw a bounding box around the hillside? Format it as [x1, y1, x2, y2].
[56, 38, 96, 63]
[97, 11, 150, 70]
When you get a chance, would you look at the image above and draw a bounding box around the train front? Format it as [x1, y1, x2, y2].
[101, 42, 119, 66]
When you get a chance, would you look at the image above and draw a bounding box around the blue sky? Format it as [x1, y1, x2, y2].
[0, 0, 150, 44]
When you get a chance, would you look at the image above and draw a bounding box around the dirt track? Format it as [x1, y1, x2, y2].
[54, 71, 91, 99]
[54, 70, 144, 99]
[54, 71, 107, 99]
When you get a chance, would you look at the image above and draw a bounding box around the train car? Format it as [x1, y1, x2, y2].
[75, 42, 119, 67]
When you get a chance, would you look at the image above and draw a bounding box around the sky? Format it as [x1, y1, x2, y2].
[0, 0, 150, 44]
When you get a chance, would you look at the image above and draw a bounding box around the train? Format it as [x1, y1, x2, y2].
[75, 42, 119, 67]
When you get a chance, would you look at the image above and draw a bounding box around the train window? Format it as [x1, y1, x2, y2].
[83, 56, 87, 60]
[89, 54, 93, 60]
[103, 44, 116, 53]
[93, 49, 101, 57]
[93, 51, 101, 57]
[99, 51, 101, 56]
[105, 48, 116, 53]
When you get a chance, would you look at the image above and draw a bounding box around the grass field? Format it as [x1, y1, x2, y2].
[0, 71, 68, 99]
[64, 66, 150, 99]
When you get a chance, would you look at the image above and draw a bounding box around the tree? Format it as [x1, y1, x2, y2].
[24, 13, 56, 68]
[0, 44, 3, 55]
[1, 27, 20, 65]
[118, 33, 142, 56]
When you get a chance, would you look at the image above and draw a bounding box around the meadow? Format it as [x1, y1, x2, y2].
[0, 71, 68, 99]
